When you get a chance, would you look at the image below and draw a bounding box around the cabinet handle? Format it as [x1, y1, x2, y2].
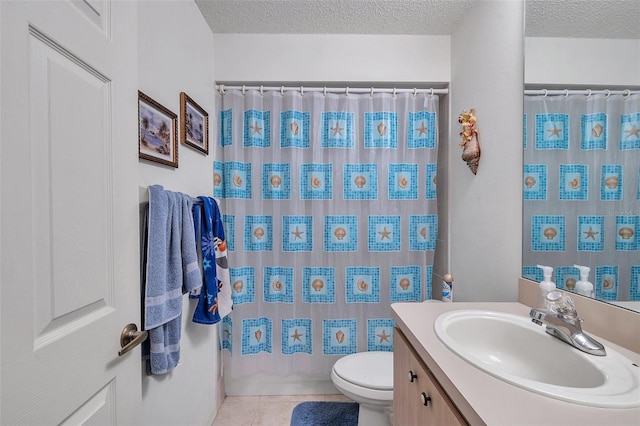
[408, 370, 417, 382]
[421, 392, 432, 406]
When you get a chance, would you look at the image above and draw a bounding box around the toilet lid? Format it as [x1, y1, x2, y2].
[333, 351, 393, 391]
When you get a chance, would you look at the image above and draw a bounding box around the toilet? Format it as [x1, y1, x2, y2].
[330, 300, 441, 425]
[330, 351, 394, 426]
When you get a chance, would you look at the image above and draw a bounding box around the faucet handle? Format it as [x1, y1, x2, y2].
[546, 291, 578, 319]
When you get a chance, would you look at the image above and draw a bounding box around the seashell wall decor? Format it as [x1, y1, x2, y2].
[458, 109, 481, 175]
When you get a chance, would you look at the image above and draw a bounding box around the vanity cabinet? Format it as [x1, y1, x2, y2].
[393, 328, 467, 426]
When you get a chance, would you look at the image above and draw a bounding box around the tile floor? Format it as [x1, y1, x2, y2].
[211, 394, 353, 426]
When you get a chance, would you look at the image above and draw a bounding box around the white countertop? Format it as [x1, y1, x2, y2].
[391, 302, 640, 426]
[610, 300, 640, 312]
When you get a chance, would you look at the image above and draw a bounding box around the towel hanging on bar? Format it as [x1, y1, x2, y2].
[142, 185, 202, 375]
[140, 190, 232, 330]
[191, 196, 233, 324]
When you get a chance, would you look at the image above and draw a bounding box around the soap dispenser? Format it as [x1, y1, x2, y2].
[573, 264, 594, 298]
[536, 264, 556, 308]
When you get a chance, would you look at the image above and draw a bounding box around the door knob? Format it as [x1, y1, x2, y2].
[118, 323, 148, 356]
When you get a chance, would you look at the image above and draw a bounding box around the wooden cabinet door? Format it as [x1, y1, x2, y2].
[394, 329, 467, 426]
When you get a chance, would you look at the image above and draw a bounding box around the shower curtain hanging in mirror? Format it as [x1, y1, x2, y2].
[523, 92, 639, 303]
[214, 88, 439, 394]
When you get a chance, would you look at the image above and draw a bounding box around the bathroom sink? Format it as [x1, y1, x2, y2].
[434, 310, 640, 408]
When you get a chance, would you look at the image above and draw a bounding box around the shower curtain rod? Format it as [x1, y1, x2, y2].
[216, 84, 448, 96]
[525, 89, 639, 97]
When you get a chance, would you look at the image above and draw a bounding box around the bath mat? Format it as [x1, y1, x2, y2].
[290, 401, 358, 426]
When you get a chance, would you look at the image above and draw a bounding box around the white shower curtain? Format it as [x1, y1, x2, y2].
[214, 88, 440, 394]
[523, 92, 639, 303]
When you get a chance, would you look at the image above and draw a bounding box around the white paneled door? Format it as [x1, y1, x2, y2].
[1, 1, 141, 424]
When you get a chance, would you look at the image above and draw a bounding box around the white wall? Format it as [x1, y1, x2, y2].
[213, 34, 450, 84]
[137, 1, 220, 425]
[446, 0, 524, 302]
[525, 37, 640, 87]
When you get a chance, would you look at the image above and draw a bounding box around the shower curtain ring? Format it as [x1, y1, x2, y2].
[586, 89, 592, 99]
[414, 88, 418, 97]
[564, 89, 569, 97]
[346, 87, 349, 96]
[370, 87, 374, 97]
[260, 85, 264, 96]
[300, 86, 304, 96]
[624, 89, 631, 99]
[393, 88, 397, 97]
[242, 85, 246, 95]
[323, 87, 327, 96]
[605, 89, 611, 98]
[430, 88, 434, 97]
[281, 86, 284, 96]
[543, 89, 548, 97]
[219, 84, 226, 96]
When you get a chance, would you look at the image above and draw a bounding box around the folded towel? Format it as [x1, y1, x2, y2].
[144, 185, 202, 374]
[192, 196, 233, 324]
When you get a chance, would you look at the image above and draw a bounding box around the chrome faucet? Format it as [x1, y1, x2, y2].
[529, 291, 606, 356]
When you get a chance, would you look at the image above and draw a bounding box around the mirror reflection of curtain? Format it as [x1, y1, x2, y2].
[215, 88, 439, 393]
[523, 93, 640, 303]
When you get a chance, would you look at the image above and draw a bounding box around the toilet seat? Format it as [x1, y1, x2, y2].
[333, 351, 393, 391]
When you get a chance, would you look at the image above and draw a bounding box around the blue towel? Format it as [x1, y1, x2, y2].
[192, 196, 233, 324]
[144, 185, 202, 374]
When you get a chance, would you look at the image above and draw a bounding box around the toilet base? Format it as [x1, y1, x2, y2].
[357, 403, 392, 426]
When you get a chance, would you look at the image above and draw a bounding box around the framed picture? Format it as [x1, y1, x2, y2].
[180, 92, 209, 154]
[138, 91, 178, 167]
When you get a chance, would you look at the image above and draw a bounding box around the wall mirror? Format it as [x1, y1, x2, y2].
[523, 0, 640, 312]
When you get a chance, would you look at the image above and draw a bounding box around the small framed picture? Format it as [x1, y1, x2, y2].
[180, 92, 209, 154]
[138, 91, 178, 168]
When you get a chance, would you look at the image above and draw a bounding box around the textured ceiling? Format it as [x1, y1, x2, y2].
[525, 0, 640, 39]
[195, 0, 473, 35]
[195, 0, 639, 39]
